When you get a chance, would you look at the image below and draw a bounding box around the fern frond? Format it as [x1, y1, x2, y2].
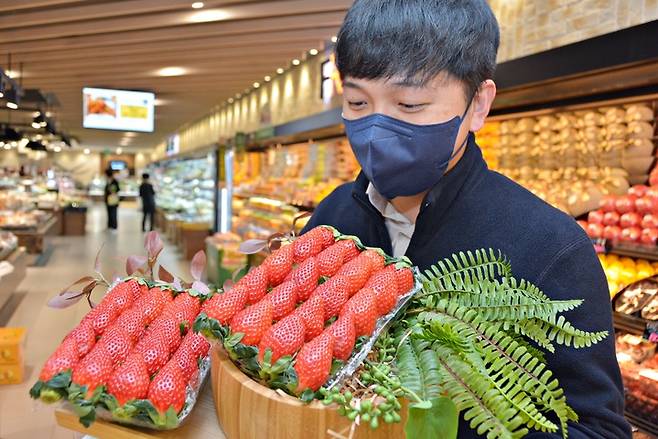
[395, 337, 443, 401]
[421, 249, 511, 292]
[512, 317, 608, 349]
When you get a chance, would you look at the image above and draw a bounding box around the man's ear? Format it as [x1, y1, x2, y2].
[469, 80, 496, 132]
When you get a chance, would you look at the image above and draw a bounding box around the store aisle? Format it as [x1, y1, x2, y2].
[0, 204, 190, 439]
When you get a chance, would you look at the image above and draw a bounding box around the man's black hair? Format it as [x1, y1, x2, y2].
[335, 0, 500, 99]
[105, 168, 114, 178]
[142, 173, 150, 180]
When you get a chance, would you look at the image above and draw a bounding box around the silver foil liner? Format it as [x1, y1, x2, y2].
[325, 267, 421, 390]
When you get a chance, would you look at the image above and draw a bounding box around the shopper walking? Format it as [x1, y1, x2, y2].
[139, 172, 156, 232]
[303, 1, 631, 438]
[104, 168, 120, 231]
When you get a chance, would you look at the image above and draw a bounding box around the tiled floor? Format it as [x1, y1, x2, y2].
[0, 204, 189, 439]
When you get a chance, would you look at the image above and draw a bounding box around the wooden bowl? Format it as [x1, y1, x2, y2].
[210, 348, 406, 439]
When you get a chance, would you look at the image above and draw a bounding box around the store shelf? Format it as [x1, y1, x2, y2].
[626, 409, 658, 438]
[614, 312, 651, 337]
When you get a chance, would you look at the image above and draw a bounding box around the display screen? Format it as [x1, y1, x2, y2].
[110, 160, 127, 171]
[82, 87, 155, 132]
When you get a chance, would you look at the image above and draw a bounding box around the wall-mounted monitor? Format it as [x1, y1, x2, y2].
[83, 87, 155, 132]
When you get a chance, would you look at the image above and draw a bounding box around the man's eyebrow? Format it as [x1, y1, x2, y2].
[391, 78, 426, 88]
[342, 80, 362, 90]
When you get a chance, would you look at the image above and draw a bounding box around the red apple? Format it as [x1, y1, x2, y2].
[635, 196, 658, 214]
[641, 228, 658, 246]
[588, 210, 605, 224]
[586, 222, 604, 239]
[600, 195, 618, 212]
[647, 187, 658, 200]
[603, 225, 622, 241]
[620, 212, 642, 228]
[615, 195, 638, 214]
[620, 227, 642, 243]
[602, 211, 620, 226]
[642, 214, 658, 229]
[629, 185, 650, 197]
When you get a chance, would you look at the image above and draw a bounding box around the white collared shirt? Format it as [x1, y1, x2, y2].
[366, 183, 416, 257]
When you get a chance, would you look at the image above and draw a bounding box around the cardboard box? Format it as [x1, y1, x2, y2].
[0, 327, 26, 365]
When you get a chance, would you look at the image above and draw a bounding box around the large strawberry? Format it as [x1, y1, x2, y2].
[65, 319, 96, 358]
[329, 313, 356, 361]
[106, 354, 150, 405]
[170, 347, 199, 381]
[147, 364, 187, 415]
[126, 279, 145, 301]
[39, 337, 79, 382]
[336, 239, 360, 262]
[316, 226, 336, 249]
[237, 266, 268, 304]
[202, 286, 248, 325]
[181, 332, 210, 358]
[366, 269, 399, 315]
[293, 229, 324, 263]
[114, 307, 146, 343]
[87, 302, 119, 335]
[134, 291, 166, 325]
[336, 253, 373, 296]
[362, 249, 385, 272]
[166, 293, 201, 328]
[292, 257, 319, 301]
[341, 288, 378, 336]
[98, 325, 132, 365]
[394, 267, 415, 295]
[148, 316, 183, 355]
[294, 293, 325, 342]
[314, 275, 349, 319]
[258, 313, 305, 363]
[230, 299, 273, 346]
[136, 332, 170, 375]
[317, 243, 346, 277]
[268, 281, 298, 321]
[71, 344, 113, 396]
[262, 244, 294, 286]
[294, 332, 335, 392]
[105, 282, 135, 315]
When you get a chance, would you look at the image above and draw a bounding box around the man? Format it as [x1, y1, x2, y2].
[139, 172, 156, 232]
[303, 0, 631, 437]
[104, 168, 120, 232]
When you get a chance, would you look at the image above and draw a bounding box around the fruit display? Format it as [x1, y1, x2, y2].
[0, 231, 18, 259]
[616, 334, 658, 426]
[475, 120, 500, 170]
[614, 277, 658, 321]
[598, 254, 658, 297]
[0, 209, 49, 229]
[233, 196, 302, 240]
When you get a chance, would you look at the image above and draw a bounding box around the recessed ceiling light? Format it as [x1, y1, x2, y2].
[116, 147, 123, 154]
[188, 9, 230, 23]
[228, 98, 234, 103]
[84, 148, 90, 154]
[264, 75, 271, 82]
[124, 132, 137, 137]
[156, 66, 187, 77]
[191, 1, 204, 8]
[236, 93, 241, 99]
[53, 146, 62, 153]
[331, 36, 338, 43]
[0, 92, 3, 98]
[276, 68, 284, 74]
[253, 82, 260, 88]
[3, 144, 10, 150]
[6, 102, 18, 110]
[5, 70, 18, 78]
[309, 49, 319, 56]
[154, 98, 169, 106]
[292, 59, 301, 66]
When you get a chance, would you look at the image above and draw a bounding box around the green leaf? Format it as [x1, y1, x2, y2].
[48, 370, 72, 389]
[405, 397, 458, 439]
[29, 381, 44, 399]
[164, 407, 180, 429]
[299, 389, 315, 403]
[78, 408, 97, 428]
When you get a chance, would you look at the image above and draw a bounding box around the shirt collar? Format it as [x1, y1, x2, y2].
[366, 183, 415, 227]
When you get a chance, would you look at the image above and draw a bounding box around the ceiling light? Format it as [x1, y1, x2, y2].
[236, 93, 241, 99]
[123, 132, 137, 137]
[154, 99, 169, 106]
[53, 146, 62, 153]
[5, 70, 17, 78]
[309, 49, 319, 56]
[264, 75, 271, 82]
[228, 98, 234, 103]
[253, 82, 260, 88]
[191, 1, 204, 8]
[84, 148, 90, 155]
[6, 102, 18, 110]
[276, 68, 284, 74]
[32, 121, 41, 129]
[116, 147, 123, 155]
[188, 9, 230, 23]
[156, 66, 187, 77]
[3, 144, 9, 150]
[292, 59, 301, 66]
[0, 92, 3, 98]
[331, 36, 338, 43]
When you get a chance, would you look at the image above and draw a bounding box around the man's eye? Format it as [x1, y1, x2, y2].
[399, 103, 426, 111]
[348, 101, 367, 108]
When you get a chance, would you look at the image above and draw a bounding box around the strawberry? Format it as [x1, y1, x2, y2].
[229, 299, 273, 346]
[262, 244, 294, 286]
[148, 316, 183, 355]
[336, 239, 360, 262]
[268, 281, 298, 321]
[336, 253, 373, 296]
[98, 326, 132, 365]
[147, 365, 187, 415]
[314, 275, 349, 319]
[127, 279, 146, 301]
[39, 337, 79, 382]
[181, 332, 210, 358]
[71, 344, 113, 396]
[362, 249, 385, 272]
[329, 313, 356, 361]
[294, 332, 335, 392]
[114, 307, 146, 343]
[341, 288, 378, 336]
[136, 332, 170, 375]
[167, 293, 201, 327]
[105, 282, 135, 314]
[294, 294, 325, 342]
[317, 243, 346, 277]
[170, 348, 199, 381]
[316, 226, 336, 248]
[292, 257, 320, 301]
[202, 286, 248, 325]
[134, 291, 166, 325]
[237, 266, 268, 304]
[394, 267, 415, 295]
[87, 302, 119, 335]
[106, 354, 150, 405]
[366, 269, 398, 315]
[65, 320, 96, 358]
[258, 314, 305, 363]
[293, 229, 324, 263]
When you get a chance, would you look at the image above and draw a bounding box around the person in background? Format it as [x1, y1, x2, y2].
[139, 172, 156, 232]
[104, 168, 120, 232]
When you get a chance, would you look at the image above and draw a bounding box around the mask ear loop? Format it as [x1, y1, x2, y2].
[448, 90, 478, 160]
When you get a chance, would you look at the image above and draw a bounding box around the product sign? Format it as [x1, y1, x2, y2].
[82, 87, 155, 132]
[166, 134, 180, 157]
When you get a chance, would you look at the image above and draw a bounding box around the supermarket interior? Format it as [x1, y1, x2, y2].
[1, 1, 658, 439]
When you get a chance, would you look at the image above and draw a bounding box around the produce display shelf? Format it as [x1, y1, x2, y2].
[608, 243, 658, 262]
[0, 246, 27, 311]
[625, 410, 658, 438]
[613, 312, 650, 337]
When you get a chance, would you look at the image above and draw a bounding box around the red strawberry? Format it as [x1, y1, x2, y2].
[148, 316, 183, 355]
[65, 320, 96, 358]
[293, 229, 324, 263]
[39, 337, 79, 382]
[126, 279, 145, 301]
[134, 291, 166, 325]
[237, 266, 268, 304]
[106, 354, 150, 405]
[258, 314, 305, 363]
[317, 243, 346, 277]
[147, 365, 187, 415]
[181, 332, 210, 358]
[170, 347, 199, 381]
[362, 249, 385, 272]
[114, 308, 146, 343]
[167, 293, 201, 326]
[336, 239, 360, 262]
[294, 294, 325, 341]
[136, 332, 170, 375]
[294, 332, 335, 392]
[230, 299, 273, 346]
[268, 281, 298, 321]
[366, 269, 398, 315]
[316, 226, 336, 249]
[87, 302, 119, 335]
[202, 286, 248, 325]
[341, 288, 378, 336]
[99, 326, 132, 365]
[71, 344, 113, 396]
[262, 244, 294, 286]
[329, 313, 356, 361]
[336, 253, 373, 296]
[105, 283, 134, 314]
[292, 257, 320, 301]
[314, 275, 349, 319]
[394, 267, 415, 295]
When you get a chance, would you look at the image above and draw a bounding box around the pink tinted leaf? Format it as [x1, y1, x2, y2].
[145, 232, 164, 260]
[191, 280, 210, 295]
[82, 280, 98, 296]
[158, 265, 175, 283]
[172, 277, 183, 291]
[126, 255, 147, 276]
[190, 251, 206, 281]
[94, 243, 105, 274]
[59, 276, 96, 295]
[48, 291, 85, 309]
[238, 239, 268, 255]
[223, 279, 234, 291]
